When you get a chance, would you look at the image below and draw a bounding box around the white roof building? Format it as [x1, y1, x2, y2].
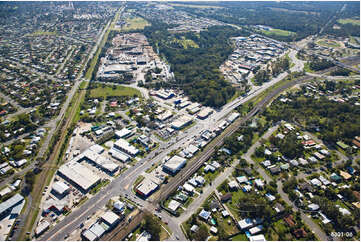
[226, 112, 240, 123]
[113, 138, 139, 156]
[197, 107, 213, 119]
[88, 144, 105, 154]
[89, 223, 105, 239]
[82, 229, 98, 241]
[115, 128, 133, 139]
[101, 211, 120, 227]
[109, 148, 130, 162]
[113, 200, 125, 212]
[136, 178, 159, 197]
[163, 155, 186, 174]
[51, 181, 70, 195]
[249, 225, 263, 235]
[183, 183, 195, 194]
[168, 200, 181, 212]
[35, 220, 50, 237]
[58, 161, 101, 192]
[170, 115, 193, 130]
[238, 218, 254, 230]
[250, 234, 266, 241]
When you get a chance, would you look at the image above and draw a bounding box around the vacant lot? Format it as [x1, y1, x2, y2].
[89, 84, 141, 98]
[337, 18, 360, 26]
[122, 17, 150, 31]
[262, 28, 296, 37]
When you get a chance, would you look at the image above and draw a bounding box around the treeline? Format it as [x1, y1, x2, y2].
[253, 56, 290, 85]
[308, 56, 335, 71]
[330, 67, 352, 76]
[171, 1, 341, 41]
[143, 24, 250, 107]
[264, 94, 359, 145]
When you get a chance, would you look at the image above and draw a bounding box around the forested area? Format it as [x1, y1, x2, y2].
[172, 1, 344, 41]
[143, 24, 249, 107]
[253, 56, 290, 85]
[324, 3, 360, 37]
[307, 56, 335, 71]
[264, 93, 359, 145]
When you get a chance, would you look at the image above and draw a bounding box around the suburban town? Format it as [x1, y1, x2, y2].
[0, 1, 359, 242]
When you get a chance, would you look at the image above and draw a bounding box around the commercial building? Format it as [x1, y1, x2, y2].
[226, 112, 240, 123]
[170, 115, 193, 130]
[163, 155, 187, 174]
[113, 138, 139, 156]
[115, 128, 133, 139]
[155, 90, 175, 100]
[35, 221, 50, 237]
[58, 161, 101, 193]
[157, 110, 173, 122]
[51, 181, 70, 196]
[136, 178, 159, 197]
[0, 193, 24, 219]
[197, 107, 213, 119]
[109, 148, 130, 162]
[80, 149, 120, 175]
[101, 211, 120, 228]
[103, 64, 132, 74]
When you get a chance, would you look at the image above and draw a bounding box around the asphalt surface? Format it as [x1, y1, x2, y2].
[37, 46, 358, 241]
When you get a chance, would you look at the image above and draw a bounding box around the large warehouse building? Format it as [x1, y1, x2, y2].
[113, 138, 139, 156]
[163, 155, 187, 174]
[58, 161, 101, 193]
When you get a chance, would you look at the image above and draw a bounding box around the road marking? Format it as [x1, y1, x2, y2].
[47, 192, 109, 240]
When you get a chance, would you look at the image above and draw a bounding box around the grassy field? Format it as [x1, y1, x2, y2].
[27, 30, 57, 36]
[303, 62, 315, 73]
[262, 28, 296, 37]
[171, 37, 199, 49]
[122, 17, 150, 31]
[89, 84, 141, 99]
[337, 18, 360, 26]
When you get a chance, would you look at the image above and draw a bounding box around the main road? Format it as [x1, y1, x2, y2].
[39, 46, 309, 241]
[39, 24, 359, 242]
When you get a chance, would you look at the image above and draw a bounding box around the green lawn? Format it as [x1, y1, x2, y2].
[122, 17, 150, 31]
[89, 85, 141, 99]
[337, 18, 360, 26]
[262, 28, 296, 37]
[231, 233, 248, 241]
[316, 39, 341, 48]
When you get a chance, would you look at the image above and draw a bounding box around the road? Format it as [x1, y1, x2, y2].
[11, 10, 115, 241]
[241, 126, 329, 241]
[38, 43, 341, 241]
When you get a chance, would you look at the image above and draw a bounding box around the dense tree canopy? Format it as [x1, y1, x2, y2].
[143, 24, 249, 107]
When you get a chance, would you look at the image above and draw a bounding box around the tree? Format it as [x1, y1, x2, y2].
[193, 224, 208, 241]
[143, 213, 161, 241]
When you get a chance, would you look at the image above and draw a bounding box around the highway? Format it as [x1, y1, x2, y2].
[38, 42, 360, 240]
[10, 10, 115, 241]
[39, 46, 309, 241]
